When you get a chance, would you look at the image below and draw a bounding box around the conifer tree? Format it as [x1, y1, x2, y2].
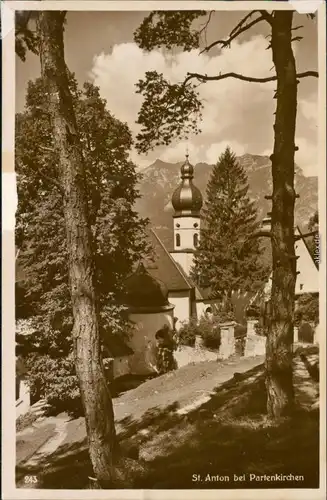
[191, 147, 267, 300]
[134, 9, 318, 418]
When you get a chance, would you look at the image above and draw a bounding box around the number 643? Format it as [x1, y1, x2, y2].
[24, 475, 38, 484]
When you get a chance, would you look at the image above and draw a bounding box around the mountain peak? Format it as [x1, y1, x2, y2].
[137, 153, 317, 251]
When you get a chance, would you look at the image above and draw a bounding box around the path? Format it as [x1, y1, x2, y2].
[16, 354, 264, 477]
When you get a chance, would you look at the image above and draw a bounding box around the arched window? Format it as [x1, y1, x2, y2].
[176, 233, 181, 247]
[193, 233, 199, 248]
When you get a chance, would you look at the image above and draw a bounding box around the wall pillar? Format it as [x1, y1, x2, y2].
[246, 319, 257, 335]
[218, 322, 236, 359]
[194, 335, 204, 349]
[313, 323, 319, 344]
[244, 319, 266, 357]
[293, 326, 299, 343]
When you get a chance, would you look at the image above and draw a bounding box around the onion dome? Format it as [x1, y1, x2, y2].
[171, 155, 203, 216]
[123, 262, 174, 312]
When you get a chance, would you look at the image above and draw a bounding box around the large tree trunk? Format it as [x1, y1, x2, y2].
[37, 12, 119, 484]
[266, 11, 297, 418]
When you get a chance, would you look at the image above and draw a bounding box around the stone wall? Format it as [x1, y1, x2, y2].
[244, 319, 266, 357]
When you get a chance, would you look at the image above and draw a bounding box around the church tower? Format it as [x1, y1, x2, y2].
[170, 155, 203, 276]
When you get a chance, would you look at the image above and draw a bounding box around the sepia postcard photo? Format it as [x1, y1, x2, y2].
[2, 1, 326, 499]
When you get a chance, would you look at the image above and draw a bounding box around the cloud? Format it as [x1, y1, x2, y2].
[295, 137, 318, 176]
[299, 96, 318, 130]
[90, 37, 317, 175]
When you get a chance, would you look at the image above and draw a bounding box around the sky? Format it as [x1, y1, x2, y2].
[16, 10, 319, 175]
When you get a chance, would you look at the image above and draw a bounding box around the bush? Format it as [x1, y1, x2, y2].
[294, 293, 319, 327]
[201, 322, 221, 350]
[178, 319, 197, 347]
[234, 323, 247, 338]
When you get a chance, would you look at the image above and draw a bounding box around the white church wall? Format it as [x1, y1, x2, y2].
[170, 251, 195, 277]
[127, 310, 174, 374]
[112, 356, 131, 379]
[168, 291, 190, 329]
[196, 301, 210, 320]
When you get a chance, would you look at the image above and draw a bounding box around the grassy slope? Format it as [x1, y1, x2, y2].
[16, 347, 319, 489]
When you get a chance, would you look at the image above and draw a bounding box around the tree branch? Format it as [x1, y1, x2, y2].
[230, 11, 259, 36]
[184, 70, 318, 86]
[249, 231, 273, 240]
[200, 13, 265, 54]
[295, 230, 319, 240]
[38, 170, 64, 195]
[259, 10, 274, 26]
[199, 10, 214, 37]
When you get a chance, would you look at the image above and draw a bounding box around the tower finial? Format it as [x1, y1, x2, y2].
[186, 145, 189, 159]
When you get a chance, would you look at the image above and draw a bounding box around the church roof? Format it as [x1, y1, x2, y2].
[123, 261, 171, 309]
[144, 229, 192, 291]
[102, 333, 134, 357]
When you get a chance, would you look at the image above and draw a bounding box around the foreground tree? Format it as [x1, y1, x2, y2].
[191, 146, 267, 298]
[16, 75, 149, 413]
[134, 10, 318, 417]
[37, 11, 118, 484]
[15, 11, 147, 486]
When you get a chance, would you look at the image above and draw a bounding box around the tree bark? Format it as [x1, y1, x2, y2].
[266, 11, 297, 418]
[37, 12, 119, 484]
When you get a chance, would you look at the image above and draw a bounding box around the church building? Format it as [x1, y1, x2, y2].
[144, 155, 216, 329]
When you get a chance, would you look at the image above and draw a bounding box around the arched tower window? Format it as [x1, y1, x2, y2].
[193, 233, 199, 248]
[176, 233, 181, 247]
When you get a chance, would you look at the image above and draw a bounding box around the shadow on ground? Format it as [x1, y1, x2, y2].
[16, 347, 319, 489]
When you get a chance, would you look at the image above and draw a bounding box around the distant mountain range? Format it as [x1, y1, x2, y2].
[135, 154, 318, 252]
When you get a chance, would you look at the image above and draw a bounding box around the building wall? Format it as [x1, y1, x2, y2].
[295, 237, 319, 295]
[113, 356, 131, 379]
[173, 216, 200, 250]
[168, 291, 190, 329]
[127, 309, 174, 374]
[264, 234, 319, 300]
[170, 251, 195, 277]
[16, 377, 31, 418]
[195, 301, 212, 320]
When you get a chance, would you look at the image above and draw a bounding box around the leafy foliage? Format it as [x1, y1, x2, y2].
[178, 316, 221, 350]
[308, 210, 319, 232]
[294, 293, 319, 327]
[15, 12, 39, 62]
[200, 319, 221, 350]
[16, 75, 150, 413]
[178, 319, 197, 347]
[191, 147, 268, 299]
[134, 11, 209, 153]
[134, 11, 206, 52]
[135, 72, 203, 154]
